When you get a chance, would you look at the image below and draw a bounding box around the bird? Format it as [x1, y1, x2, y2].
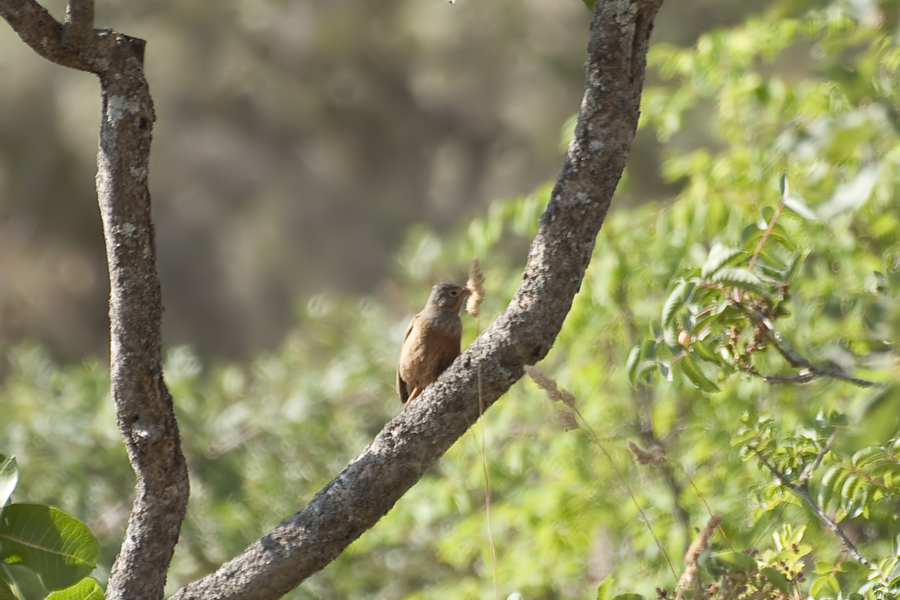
[397, 282, 469, 411]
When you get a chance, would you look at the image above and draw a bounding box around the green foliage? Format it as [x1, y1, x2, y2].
[0, 455, 100, 600]
[2, 0, 900, 599]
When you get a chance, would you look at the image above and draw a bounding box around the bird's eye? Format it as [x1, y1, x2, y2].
[450, 290, 458, 296]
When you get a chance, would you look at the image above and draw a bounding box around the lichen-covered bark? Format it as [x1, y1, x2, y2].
[96, 36, 189, 600]
[170, 1, 660, 598]
[0, 2, 189, 599]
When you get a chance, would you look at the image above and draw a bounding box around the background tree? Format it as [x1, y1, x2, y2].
[0, 0, 768, 360]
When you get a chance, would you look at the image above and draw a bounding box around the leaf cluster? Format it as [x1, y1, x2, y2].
[0, 454, 101, 600]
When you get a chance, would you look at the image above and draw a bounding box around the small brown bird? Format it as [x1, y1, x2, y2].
[397, 282, 469, 410]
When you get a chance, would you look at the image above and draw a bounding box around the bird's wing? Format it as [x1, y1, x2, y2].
[396, 313, 417, 402]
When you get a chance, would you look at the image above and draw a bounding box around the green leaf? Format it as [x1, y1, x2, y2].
[662, 281, 688, 331]
[817, 465, 842, 511]
[680, 353, 720, 393]
[46, 578, 103, 600]
[761, 223, 798, 252]
[760, 567, 790, 593]
[0, 457, 16, 509]
[810, 575, 839, 597]
[871, 461, 900, 479]
[784, 193, 817, 220]
[626, 346, 641, 386]
[657, 361, 672, 382]
[782, 252, 805, 282]
[0, 573, 14, 600]
[1, 563, 45, 600]
[693, 339, 725, 366]
[0, 505, 99, 592]
[596, 576, 614, 600]
[710, 267, 772, 299]
[581, 0, 596, 10]
[635, 361, 658, 384]
[854, 383, 900, 446]
[817, 163, 880, 220]
[851, 446, 887, 468]
[701, 244, 744, 279]
[840, 474, 862, 507]
[715, 551, 757, 571]
[740, 222, 762, 244]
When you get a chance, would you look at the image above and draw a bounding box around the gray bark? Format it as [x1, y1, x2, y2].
[0, 2, 189, 599]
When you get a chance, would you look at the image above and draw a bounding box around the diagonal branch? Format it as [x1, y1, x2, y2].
[745, 307, 883, 388]
[752, 448, 876, 571]
[0, 3, 188, 600]
[169, 1, 661, 598]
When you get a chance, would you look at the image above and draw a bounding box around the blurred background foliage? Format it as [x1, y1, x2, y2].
[3, 0, 900, 598]
[0, 0, 767, 360]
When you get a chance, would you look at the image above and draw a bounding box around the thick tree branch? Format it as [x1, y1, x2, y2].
[170, 1, 661, 598]
[0, 4, 188, 600]
[62, 0, 93, 52]
[97, 40, 189, 600]
[0, 0, 97, 71]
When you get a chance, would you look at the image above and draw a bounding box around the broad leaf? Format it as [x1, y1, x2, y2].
[0, 505, 98, 592]
[46, 578, 103, 600]
[1, 563, 47, 600]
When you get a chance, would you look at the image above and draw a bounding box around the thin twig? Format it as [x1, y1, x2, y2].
[477, 361, 499, 600]
[742, 307, 882, 388]
[468, 258, 498, 600]
[662, 456, 734, 550]
[573, 406, 680, 582]
[747, 185, 788, 273]
[637, 416, 692, 544]
[752, 448, 879, 573]
[797, 432, 836, 488]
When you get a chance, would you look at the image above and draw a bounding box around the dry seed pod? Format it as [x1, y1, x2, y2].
[466, 257, 485, 317]
[524, 365, 578, 409]
[628, 441, 665, 466]
[556, 410, 579, 431]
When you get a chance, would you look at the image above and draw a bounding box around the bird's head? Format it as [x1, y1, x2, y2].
[427, 282, 470, 313]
